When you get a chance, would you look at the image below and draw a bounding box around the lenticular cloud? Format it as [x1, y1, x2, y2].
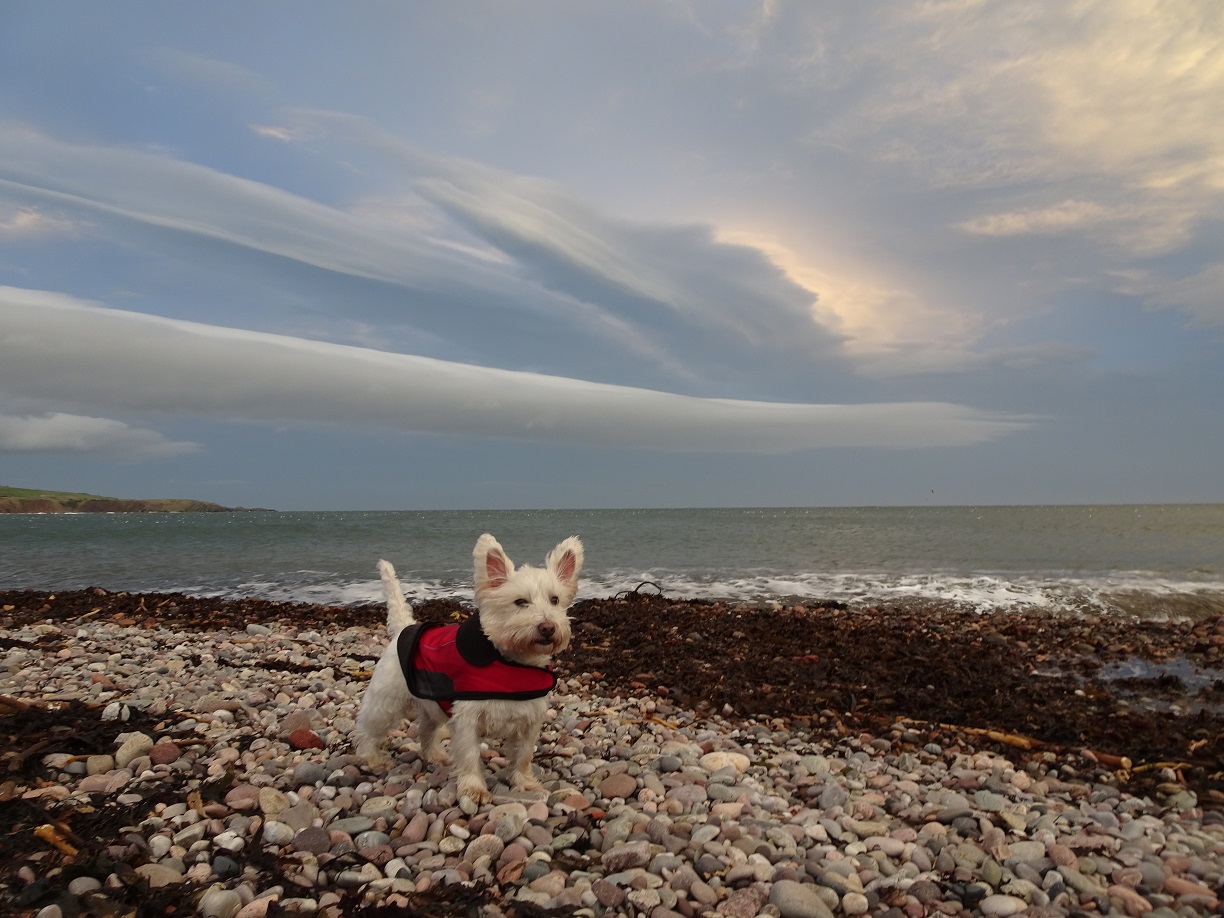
[0, 287, 1030, 452]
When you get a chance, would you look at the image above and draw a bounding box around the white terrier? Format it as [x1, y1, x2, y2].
[353, 533, 583, 804]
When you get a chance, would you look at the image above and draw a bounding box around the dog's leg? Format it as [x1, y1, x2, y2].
[353, 652, 411, 766]
[449, 709, 492, 804]
[504, 727, 544, 793]
[417, 707, 451, 765]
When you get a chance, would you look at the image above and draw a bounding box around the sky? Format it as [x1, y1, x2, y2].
[1, 1, 1222, 510]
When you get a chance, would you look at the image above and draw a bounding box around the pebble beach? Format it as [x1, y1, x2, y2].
[2, 591, 1223, 918]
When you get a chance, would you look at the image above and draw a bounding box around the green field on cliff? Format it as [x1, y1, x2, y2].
[0, 486, 245, 513]
[0, 486, 114, 501]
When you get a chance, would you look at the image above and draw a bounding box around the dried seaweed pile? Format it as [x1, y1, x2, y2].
[567, 594, 1224, 802]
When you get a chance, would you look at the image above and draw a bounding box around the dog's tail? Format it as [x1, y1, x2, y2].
[377, 559, 415, 635]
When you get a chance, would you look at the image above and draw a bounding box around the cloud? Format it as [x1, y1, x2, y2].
[0, 123, 683, 379]
[785, 1, 1224, 257]
[956, 196, 1206, 257]
[0, 287, 1031, 451]
[0, 124, 486, 292]
[832, 1, 1224, 187]
[958, 200, 1114, 237]
[0, 123, 841, 387]
[411, 155, 835, 355]
[149, 48, 273, 96]
[0, 204, 80, 239]
[1147, 262, 1224, 328]
[714, 228, 982, 371]
[250, 124, 315, 143]
[0, 412, 197, 458]
[265, 108, 841, 361]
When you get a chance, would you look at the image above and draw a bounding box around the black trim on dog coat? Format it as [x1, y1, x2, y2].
[396, 615, 556, 717]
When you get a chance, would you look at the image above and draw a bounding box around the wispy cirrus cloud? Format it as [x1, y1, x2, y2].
[1143, 263, 1224, 328]
[957, 200, 1114, 238]
[411, 156, 835, 357]
[149, 47, 273, 96]
[0, 124, 496, 293]
[0, 122, 848, 391]
[0, 204, 81, 239]
[813, 1, 1224, 190]
[770, 1, 1224, 268]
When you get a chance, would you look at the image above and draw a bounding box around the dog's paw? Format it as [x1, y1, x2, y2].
[511, 772, 543, 792]
[423, 747, 451, 767]
[355, 742, 390, 769]
[458, 780, 492, 806]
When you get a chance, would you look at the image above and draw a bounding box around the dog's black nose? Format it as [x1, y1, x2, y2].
[537, 623, 556, 639]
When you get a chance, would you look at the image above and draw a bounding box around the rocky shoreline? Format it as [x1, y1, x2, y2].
[2, 589, 1222, 917]
[0, 486, 269, 513]
[0, 499, 267, 513]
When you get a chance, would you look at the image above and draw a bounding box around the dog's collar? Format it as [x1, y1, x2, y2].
[455, 613, 502, 667]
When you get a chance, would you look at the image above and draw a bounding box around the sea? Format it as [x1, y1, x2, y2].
[2, 505, 1222, 619]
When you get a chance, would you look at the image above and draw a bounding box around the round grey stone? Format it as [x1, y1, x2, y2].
[328, 815, 374, 835]
[292, 762, 328, 786]
[522, 859, 552, 883]
[212, 856, 241, 879]
[818, 784, 848, 809]
[355, 830, 392, 849]
[974, 790, 1007, 812]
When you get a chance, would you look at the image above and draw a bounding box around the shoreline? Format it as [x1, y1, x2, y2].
[2, 589, 1222, 916]
[4, 579, 1224, 624]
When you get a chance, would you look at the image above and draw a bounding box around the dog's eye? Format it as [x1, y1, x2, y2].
[550, 596, 559, 605]
[514, 598, 529, 607]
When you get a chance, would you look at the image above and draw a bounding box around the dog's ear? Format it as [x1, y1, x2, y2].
[546, 536, 584, 588]
[474, 533, 514, 594]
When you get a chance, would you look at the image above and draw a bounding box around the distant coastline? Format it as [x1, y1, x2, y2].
[0, 486, 270, 514]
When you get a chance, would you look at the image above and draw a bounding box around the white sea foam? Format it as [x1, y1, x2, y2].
[177, 568, 1224, 620]
[582, 569, 1224, 615]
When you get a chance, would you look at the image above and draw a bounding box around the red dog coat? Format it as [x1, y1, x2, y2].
[396, 615, 556, 717]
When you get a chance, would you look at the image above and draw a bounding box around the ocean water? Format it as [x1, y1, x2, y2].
[2, 505, 1222, 618]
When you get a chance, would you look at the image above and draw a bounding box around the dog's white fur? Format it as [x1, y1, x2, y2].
[353, 533, 583, 804]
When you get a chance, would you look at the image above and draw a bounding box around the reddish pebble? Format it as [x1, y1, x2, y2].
[1164, 876, 1214, 898]
[497, 842, 529, 869]
[599, 773, 638, 800]
[149, 742, 180, 765]
[224, 784, 261, 810]
[288, 729, 324, 750]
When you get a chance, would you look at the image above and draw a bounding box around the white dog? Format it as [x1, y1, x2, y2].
[353, 533, 583, 804]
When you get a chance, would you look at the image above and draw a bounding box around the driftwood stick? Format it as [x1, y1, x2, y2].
[0, 695, 31, 714]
